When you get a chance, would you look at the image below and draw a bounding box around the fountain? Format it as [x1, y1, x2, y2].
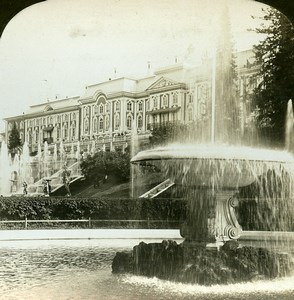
[112, 6, 294, 285]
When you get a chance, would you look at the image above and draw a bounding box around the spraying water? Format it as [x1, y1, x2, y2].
[285, 99, 294, 151]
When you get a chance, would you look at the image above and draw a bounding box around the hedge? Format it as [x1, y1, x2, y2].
[0, 196, 187, 223]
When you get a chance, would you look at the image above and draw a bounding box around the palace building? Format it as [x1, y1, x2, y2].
[4, 49, 259, 154]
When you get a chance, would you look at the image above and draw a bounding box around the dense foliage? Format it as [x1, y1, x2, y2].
[80, 150, 131, 183]
[0, 197, 186, 228]
[252, 8, 294, 146]
[8, 122, 22, 155]
[149, 123, 190, 146]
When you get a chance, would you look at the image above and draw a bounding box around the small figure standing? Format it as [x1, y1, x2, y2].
[22, 181, 28, 195]
[43, 179, 51, 196]
[62, 165, 71, 196]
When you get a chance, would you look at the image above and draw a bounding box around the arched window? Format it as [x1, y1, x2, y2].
[84, 119, 89, 134]
[138, 101, 143, 111]
[99, 104, 104, 114]
[105, 115, 110, 130]
[99, 118, 104, 131]
[127, 115, 132, 130]
[162, 94, 168, 107]
[93, 118, 97, 133]
[172, 93, 178, 105]
[137, 115, 143, 129]
[72, 122, 76, 139]
[64, 126, 68, 140]
[115, 114, 120, 130]
[127, 101, 132, 112]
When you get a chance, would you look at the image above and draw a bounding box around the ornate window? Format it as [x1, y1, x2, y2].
[105, 115, 110, 130]
[153, 96, 158, 109]
[115, 114, 120, 130]
[64, 125, 68, 140]
[115, 101, 120, 112]
[146, 99, 150, 111]
[93, 118, 97, 133]
[138, 101, 143, 111]
[127, 101, 132, 112]
[35, 130, 39, 143]
[137, 115, 143, 129]
[84, 119, 89, 134]
[99, 117, 104, 131]
[162, 94, 168, 107]
[127, 115, 132, 130]
[172, 93, 178, 105]
[99, 104, 104, 114]
[72, 122, 76, 139]
[72, 127, 76, 139]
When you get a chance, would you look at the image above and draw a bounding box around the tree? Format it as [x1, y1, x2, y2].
[80, 149, 131, 183]
[8, 122, 22, 155]
[252, 8, 294, 146]
[149, 123, 188, 147]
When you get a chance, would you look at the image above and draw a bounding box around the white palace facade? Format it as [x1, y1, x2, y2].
[4, 49, 259, 154]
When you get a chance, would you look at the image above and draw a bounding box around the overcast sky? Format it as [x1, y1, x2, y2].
[0, 0, 271, 131]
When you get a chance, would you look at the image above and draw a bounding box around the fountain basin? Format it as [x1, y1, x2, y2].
[131, 144, 294, 188]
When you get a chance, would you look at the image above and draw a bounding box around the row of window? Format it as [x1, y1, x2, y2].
[26, 113, 77, 128]
[83, 114, 145, 135]
[27, 127, 77, 144]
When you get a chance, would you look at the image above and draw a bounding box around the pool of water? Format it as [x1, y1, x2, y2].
[0, 237, 293, 299]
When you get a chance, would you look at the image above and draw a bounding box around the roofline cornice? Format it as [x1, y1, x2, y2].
[4, 105, 80, 121]
[79, 83, 188, 103]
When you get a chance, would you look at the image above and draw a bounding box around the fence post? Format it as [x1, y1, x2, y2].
[25, 217, 28, 229]
[88, 217, 91, 228]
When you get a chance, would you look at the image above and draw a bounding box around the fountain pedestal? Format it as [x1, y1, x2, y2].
[180, 189, 242, 246]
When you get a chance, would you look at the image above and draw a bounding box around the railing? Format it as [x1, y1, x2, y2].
[0, 218, 181, 229]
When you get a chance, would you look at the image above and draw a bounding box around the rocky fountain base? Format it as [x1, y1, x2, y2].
[112, 240, 293, 285]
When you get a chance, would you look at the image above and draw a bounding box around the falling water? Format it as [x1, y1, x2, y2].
[0, 142, 11, 195]
[19, 141, 32, 186]
[285, 99, 294, 151]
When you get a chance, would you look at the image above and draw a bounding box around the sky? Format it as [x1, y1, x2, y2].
[0, 0, 272, 132]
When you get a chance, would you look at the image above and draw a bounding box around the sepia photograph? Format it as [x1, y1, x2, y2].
[0, 0, 293, 298]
